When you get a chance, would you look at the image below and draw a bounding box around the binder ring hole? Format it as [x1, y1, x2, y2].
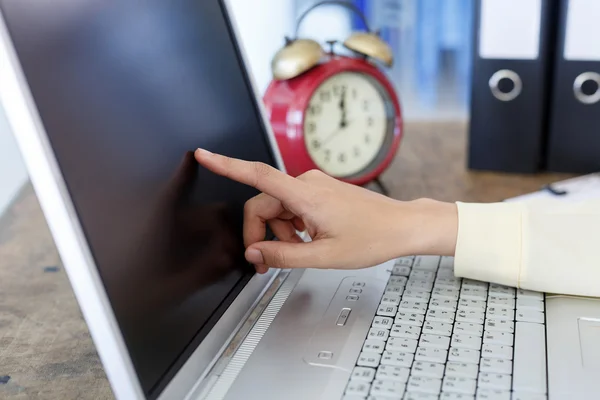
[489, 69, 522, 102]
[574, 72, 600, 105]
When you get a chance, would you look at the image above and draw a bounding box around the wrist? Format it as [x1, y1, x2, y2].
[396, 198, 458, 257]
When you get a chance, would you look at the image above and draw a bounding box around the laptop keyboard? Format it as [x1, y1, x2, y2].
[343, 256, 547, 400]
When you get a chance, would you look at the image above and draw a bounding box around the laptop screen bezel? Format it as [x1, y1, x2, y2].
[0, 0, 288, 398]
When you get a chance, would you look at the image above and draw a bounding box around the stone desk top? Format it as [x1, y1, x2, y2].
[0, 122, 574, 399]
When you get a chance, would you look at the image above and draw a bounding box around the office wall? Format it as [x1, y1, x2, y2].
[0, 107, 28, 216]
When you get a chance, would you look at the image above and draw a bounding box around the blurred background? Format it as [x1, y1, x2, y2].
[0, 0, 475, 216]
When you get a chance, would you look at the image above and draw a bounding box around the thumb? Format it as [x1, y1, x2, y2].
[245, 240, 328, 270]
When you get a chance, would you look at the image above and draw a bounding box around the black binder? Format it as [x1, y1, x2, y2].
[545, 0, 600, 173]
[467, 0, 557, 173]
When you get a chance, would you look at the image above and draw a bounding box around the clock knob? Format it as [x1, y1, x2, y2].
[343, 32, 393, 67]
[271, 38, 325, 80]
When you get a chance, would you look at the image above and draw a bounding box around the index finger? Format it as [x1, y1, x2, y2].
[194, 148, 309, 209]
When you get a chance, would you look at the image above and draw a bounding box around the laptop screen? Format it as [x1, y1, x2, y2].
[1, 0, 278, 397]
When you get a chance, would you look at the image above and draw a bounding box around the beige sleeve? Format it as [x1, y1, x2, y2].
[454, 200, 600, 297]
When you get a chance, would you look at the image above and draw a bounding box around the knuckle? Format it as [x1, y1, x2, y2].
[243, 198, 256, 214]
[271, 248, 288, 268]
[301, 169, 324, 180]
[252, 162, 271, 186]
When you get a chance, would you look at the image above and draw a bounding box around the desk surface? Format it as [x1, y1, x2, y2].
[0, 122, 574, 399]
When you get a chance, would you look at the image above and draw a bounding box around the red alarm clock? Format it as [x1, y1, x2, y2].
[263, 0, 402, 188]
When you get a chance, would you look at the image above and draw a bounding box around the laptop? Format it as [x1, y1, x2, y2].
[1, 1, 599, 399]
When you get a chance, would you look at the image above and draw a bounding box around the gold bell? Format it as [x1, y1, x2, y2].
[343, 31, 394, 67]
[271, 38, 325, 81]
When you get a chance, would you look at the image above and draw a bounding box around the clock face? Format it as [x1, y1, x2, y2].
[303, 71, 392, 178]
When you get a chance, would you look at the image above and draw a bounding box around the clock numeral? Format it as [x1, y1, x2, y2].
[308, 122, 316, 133]
[324, 149, 331, 162]
[365, 134, 371, 144]
[319, 91, 331, 102]
[311, 139, 321, 150]
[352, 88, 357, 99]
[338, 153, 346, 163]
[363, 100, 369, 111]
[353, 147, 360, 157]
[309, 104, 322, 116]
[367, 117, 374, 127]
[333, 85, 346, 97]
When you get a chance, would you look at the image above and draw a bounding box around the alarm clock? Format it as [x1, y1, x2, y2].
[263, 0, 402, 188]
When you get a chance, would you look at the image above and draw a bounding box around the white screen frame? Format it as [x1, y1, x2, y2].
[0, 0, 288, 398]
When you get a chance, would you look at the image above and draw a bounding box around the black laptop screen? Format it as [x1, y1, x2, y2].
[1, 0, 277, 396]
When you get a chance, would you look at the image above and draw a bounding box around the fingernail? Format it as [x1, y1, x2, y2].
[195, 148, 213, 157]
[245, 248, 264, 265]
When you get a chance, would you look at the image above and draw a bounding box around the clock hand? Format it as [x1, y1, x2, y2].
[321, 120, 352, 147]
[339, 87, 348, 128]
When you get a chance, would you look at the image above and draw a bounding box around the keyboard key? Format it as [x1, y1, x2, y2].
[513, 321, 547, 394]
[458, 299, 486, 313]
[454, 322, 484, 337]
[341, 395, 367, 400]
[407, 376, 442, 395]
[426, 309, 455, 324]
[368, 328, 390, 341]
[489, 285, 515, 298]
[389, 276, 408, 286]
[516, 289, 543, 301]
[480, 358, 512, 374]
[423, 320, 453, 336]
[376, 365, 410, 382]
[395, 312, 425, 327]
[488, 296, 515, 309]
[390, 323, 421, 340]
[460, 287, 487, 301]
[485, 319, 514, 334]
[399, 300, 428, 315]
[462, 279, 488, 289]
[370, 379, 406, 398]
[352, 366, 376, 382]
[451, 334, 482, 350]
[404, 392, 440, 400]
[432, 287, 460, 301]
[403, 289, 431, 302]
[392, 265, 411, 276]
[377, 305, 397, 317]
[478, 373, 511, 391]
[441, 393, 475, 400]
[394, 257, 413, 267]
[411, 361, 445, 379]
[445, 361, 478, 379]
[486, 307, 514, 320]
[476, 388, 511, 400]
[516, 310, 544, 324]
[434, 277, 462, 290]
[448, 347, 480, 364]
[381, 350, 414, 367]
[440, 256, 454, 269]
[386, 337, 418, 353]
[363, 339, 386, 354]
[385, 285, 404, 296]
[410, 270, 436, 281]
[456, 310, 484, 325]
[345, 380, 371, 396]
[372, 316, 394, 330]
[481, 344, 513, 360]
[430, 298, 458, 312]
[357, 351, 381, 367]
[483, 331, 514, 346]
[413, 255, 440, 271]
[419, 334, 451, 349]
[516, 298, 544, 312]
[442, 376, 476, 395]
[406, 280, 434, 291]
[437, 268, 455, 279]
[380, 293, 401, 306]
[511, 393, 547, 400]
[415, 347, 448, 363]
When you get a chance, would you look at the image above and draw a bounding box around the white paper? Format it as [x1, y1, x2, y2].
[564, 0, 600, 61]
[479, 0, 542, 60]
[504, 173, 600, 204]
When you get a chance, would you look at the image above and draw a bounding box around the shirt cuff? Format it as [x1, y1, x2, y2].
[454, 202, 524, 287]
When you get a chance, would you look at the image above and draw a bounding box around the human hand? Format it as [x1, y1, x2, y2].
[194, 149, 458, 273]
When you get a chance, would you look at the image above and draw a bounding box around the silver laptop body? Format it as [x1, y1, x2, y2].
[1, 1, 599, 399]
